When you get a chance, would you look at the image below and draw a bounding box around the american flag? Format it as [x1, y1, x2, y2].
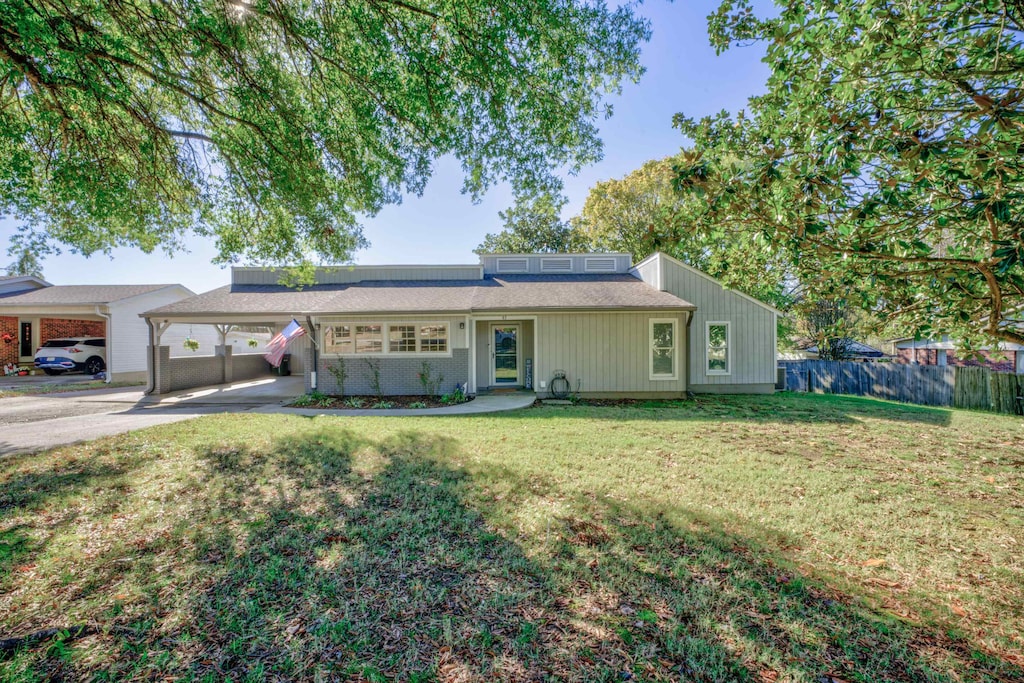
[264, 319, 307, 367]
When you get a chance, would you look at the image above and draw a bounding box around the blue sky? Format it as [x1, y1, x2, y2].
[0, 1, 771, 294]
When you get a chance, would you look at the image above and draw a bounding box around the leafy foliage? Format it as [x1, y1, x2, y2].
[0, 0, 649, 264]
[476, 191, 589, 254]
[4, 246, 42, 278]
[675, 0, 1024, 346]
[573, 154, 794, 308]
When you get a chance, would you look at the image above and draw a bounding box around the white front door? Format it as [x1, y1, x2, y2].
[490, 324, 521, 386]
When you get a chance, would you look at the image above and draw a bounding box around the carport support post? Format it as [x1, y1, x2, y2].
[216, 344, 233, 384]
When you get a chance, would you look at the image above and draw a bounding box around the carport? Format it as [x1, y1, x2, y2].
[141, 311, 310, 396]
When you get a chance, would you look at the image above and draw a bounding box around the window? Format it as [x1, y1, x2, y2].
[325, 322, 449, 355]
[355, 324, 383, 353]
[649, 318, 677, 380]
[325, 325, 353, 354]
[389, 324, 417, 353]
[419, 324, 448, 352]
[706, 322, 730, 374]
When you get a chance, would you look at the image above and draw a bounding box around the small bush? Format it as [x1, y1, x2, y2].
[343, 397, 366, 409]
[441, 386, 467, 405]
[408, 401, 428, 409]
[293, 391, 333, 408]
[371, 400, 395, 409]
[328, 358, 348, 397]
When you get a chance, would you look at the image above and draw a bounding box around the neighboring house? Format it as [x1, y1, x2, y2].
[0, 278, 215, 381]
[891, 336, 1024, 374]
[792, 339, 890, 361]
[141, 252, 780, 397]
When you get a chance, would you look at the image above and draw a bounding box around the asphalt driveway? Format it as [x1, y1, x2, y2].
[0, 376, 304, 456]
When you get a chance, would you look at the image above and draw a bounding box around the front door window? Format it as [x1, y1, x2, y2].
[493, 326, 519, 385]
[19, 322, 32, 358]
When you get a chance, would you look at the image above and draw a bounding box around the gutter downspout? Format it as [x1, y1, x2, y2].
[305, 316, 318, 392]
[95, 305, 112, 384]
[144, 317, 156, 394]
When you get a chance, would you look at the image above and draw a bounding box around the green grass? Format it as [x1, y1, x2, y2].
[1, 393, 1022, 681]
[0, 381, 142, 399]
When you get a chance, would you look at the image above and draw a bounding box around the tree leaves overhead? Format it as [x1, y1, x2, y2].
[676, 0, 1024, 346]
[0, 0, 649, 264]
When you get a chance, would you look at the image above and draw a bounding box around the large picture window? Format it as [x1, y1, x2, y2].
[326, 322, 449, 356]
[706, 322, 730, 374]
[649, 318, 678, 380]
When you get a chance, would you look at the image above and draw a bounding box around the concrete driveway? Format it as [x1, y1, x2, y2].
[0, 376, 304, 457]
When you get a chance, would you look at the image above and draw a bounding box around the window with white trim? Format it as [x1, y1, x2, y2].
[355, 324, 383, 354]
[706, 322, 730, 374]
[326, 322, 449, 355]
[419, 324, 448, 352]
[324, 325, 353, 354]
[388, 324, 417, 353]
[649, 318, 677, 380]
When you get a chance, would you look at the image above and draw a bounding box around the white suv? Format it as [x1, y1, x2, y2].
[34, 338, 107, 376]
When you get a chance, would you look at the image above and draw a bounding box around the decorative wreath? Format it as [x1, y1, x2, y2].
[1, 333, 12, 344]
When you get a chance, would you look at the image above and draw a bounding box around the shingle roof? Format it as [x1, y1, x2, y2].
[0, 284, 174, 306]
[142, 274, 695, 318]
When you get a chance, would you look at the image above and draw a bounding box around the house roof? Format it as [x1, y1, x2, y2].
[0, 284, 176, 306]
[804, 339, 889, 358]
[142, 274, 696, 318]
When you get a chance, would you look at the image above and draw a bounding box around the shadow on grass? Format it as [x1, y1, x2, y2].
[507, 392, 955, 427]
[0, 446, 154, 576]
[3, 427, 1019, 682]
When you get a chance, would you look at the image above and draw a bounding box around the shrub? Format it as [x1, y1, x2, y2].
[371, 400, 394, 409]
[417, 361, 443, 397]
[364, 358, 382, 397]
[408, 401, 428, 409]
[343, 397, 365, 409]
[441, 386, 467, 405]
[327, 358, 348, 397]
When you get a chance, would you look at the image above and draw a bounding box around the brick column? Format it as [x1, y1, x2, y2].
[148, 345, 171, 394]
[216, 345, 233, 384]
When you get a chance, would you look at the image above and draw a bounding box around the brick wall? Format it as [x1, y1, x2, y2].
[315, 350, 470, 396]
[896, 347, 1016, 373]
[149, 345, 274, 394]
[40, 318, 106, 342]
[0, 316, 17, 366]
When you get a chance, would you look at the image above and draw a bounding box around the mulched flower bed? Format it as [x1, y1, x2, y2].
[290, 394, 473, 409]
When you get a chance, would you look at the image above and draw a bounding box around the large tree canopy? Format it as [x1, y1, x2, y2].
[675, 0, 1024, 346]
[0, 0, 648, 264]
[573, 154, 793, 307]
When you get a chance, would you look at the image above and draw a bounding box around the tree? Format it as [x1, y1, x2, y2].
[4, 245, 42, 278]
[675, 0, 1024, 346]
[797, 298, 857, 361]
[574, 154, 794, 308]
[476, 191, 588, 254]
[0, 0, 649, 265]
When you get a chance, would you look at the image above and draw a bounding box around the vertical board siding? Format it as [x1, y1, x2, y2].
[535, 311, 686, 394]
[480, 254, 631, 275]
[651, 256, 776, 386]
[233, 266, 483, 285]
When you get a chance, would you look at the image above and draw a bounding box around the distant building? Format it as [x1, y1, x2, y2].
[891, 336, 1024, 374]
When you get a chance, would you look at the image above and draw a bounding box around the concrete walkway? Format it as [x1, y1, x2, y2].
[259, 392, 537, 417]
[138, 375, 305, 406]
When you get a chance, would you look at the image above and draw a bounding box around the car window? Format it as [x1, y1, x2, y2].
[85, 339, 106, 347]
[41, 339, 76, 348]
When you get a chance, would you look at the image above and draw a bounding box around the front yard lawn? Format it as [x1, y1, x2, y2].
[1, 394, 1022, 682]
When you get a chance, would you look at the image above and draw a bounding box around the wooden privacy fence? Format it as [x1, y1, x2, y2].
[780, 360, 1023, 415]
